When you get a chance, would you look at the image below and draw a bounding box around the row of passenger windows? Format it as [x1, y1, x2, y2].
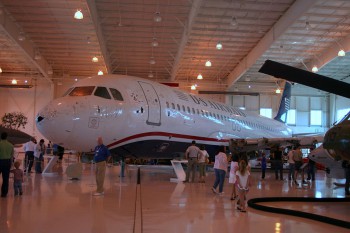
[64, 86, 124, 101]
[165, 101, 278, 132]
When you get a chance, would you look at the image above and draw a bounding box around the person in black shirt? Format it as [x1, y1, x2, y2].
[273, 146, 283, 180]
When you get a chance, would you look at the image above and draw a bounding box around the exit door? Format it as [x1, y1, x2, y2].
[138, 81, 161, 126]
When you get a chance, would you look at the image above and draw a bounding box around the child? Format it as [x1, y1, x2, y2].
[261, 153, 267, 179]
[11, 161, 24, 196]
[236, 160, 250, 212]
[229, 154, 239, 200]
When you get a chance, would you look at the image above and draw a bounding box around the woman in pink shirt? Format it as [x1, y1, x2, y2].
[211, 146, 228, 195]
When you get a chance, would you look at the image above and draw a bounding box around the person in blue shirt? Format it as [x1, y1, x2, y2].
[93, 137, 110, 196]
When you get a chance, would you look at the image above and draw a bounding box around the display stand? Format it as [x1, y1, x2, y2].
[42, 155, 58, 176]
[170, 160, 188, 182]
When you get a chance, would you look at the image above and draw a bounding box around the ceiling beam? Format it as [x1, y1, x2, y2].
[306, 36, 350, 72]
[170, 0, 203, 81]
[226, 0, 318, 90]
[0, 4, 52, 83]
[86, 0, 112, 74]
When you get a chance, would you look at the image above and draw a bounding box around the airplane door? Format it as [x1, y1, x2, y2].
[138, 81, 161, 126]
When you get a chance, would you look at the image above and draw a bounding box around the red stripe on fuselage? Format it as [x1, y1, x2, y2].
[107, 132, 228, 148]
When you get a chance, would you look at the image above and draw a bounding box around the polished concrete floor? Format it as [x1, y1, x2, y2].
[0, 159, 349, 233]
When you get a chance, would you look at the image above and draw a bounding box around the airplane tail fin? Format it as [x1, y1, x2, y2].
[274, 82, 291, 123]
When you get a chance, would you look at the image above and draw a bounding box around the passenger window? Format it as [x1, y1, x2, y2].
[69, 86, 95, 96]
[172, 103, 175, 109]
[166, 102, 170, 108]
[94, 87, 111, 99]
[109, 88, 124, 101]
[192, 108, 195, 114]
[187, 107, 191, 114]
[182, 105, 186, 112]
[177, 104, 180, 111]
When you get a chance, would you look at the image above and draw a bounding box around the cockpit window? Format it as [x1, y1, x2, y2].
[94, 87, 111, 99]
[69, 86, 95, 96]
[62, 87, 74, 97]
[109, 88, 124, 101]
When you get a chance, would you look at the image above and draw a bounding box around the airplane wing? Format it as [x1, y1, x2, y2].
[259, 59, 350, 99]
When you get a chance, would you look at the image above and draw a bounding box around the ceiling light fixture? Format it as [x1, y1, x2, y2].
[17, 32, 25, 41]
[231, 16, 238, 27]
[151, 38, 159, 47]
[338, 49, 345, 57]
[216, 42, 223, 50]
[305, 21, 311, 30]
[153, 12, 162, 22]
[148, 72, 154, 78]
[191, 84, 196, 90]
[34, 50, 41, 60]
[24, 80, 28, 84]
[205, 60, 212, 67]
[11, 79, 17, 85]
[275, 88, 281, 94]
[312, 65, 318, 73]
[74, 78, 78, 82]
[74, 9, 83, 20]
[149, 57, 156, 65]
[98, 70, 103, 75]
[0, 67, 2, 73]
[197, 74, 203, 80]
[92, 56, 98, 62]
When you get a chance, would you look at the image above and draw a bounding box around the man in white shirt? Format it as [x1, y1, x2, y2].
[184, 140, 203, 183]
[23, 138, 36, 173]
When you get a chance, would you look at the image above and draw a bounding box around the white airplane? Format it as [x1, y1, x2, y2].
[36, 75, 320, 159]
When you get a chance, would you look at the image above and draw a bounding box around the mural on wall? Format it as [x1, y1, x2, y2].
[1, 112, 28, 130]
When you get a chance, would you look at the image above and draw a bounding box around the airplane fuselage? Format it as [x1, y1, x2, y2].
[36, 75, 292, 158]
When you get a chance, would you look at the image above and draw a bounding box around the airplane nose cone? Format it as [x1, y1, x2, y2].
[36, 99, 75, 144]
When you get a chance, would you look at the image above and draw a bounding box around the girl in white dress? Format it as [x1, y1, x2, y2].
[229, 154, 239, 200]
[236, 160, 250, 212]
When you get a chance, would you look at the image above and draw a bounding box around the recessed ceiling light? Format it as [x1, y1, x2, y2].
[338, 49, 345, 57]
[12, 79, 17, 85]
[74, 9, 83, 20]
[74, 78, 78, 82]
[197, 74, 203, 80]
[0, 67, 2, 73]
[275, 88, 281, 94]
[216, 42, 223, 50]
[92, 56, 98, 62]
[205, 60, 211, 67]
[312, 65, 318, 73]
[191, 85, 196, 90]
[98, 70, 103, 75]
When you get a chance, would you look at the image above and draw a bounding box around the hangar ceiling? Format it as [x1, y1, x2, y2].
[0, 0, 349, 96]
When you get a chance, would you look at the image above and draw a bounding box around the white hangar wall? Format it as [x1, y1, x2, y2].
[0, 79, 54, 140]
[226, 93, 349, 135]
